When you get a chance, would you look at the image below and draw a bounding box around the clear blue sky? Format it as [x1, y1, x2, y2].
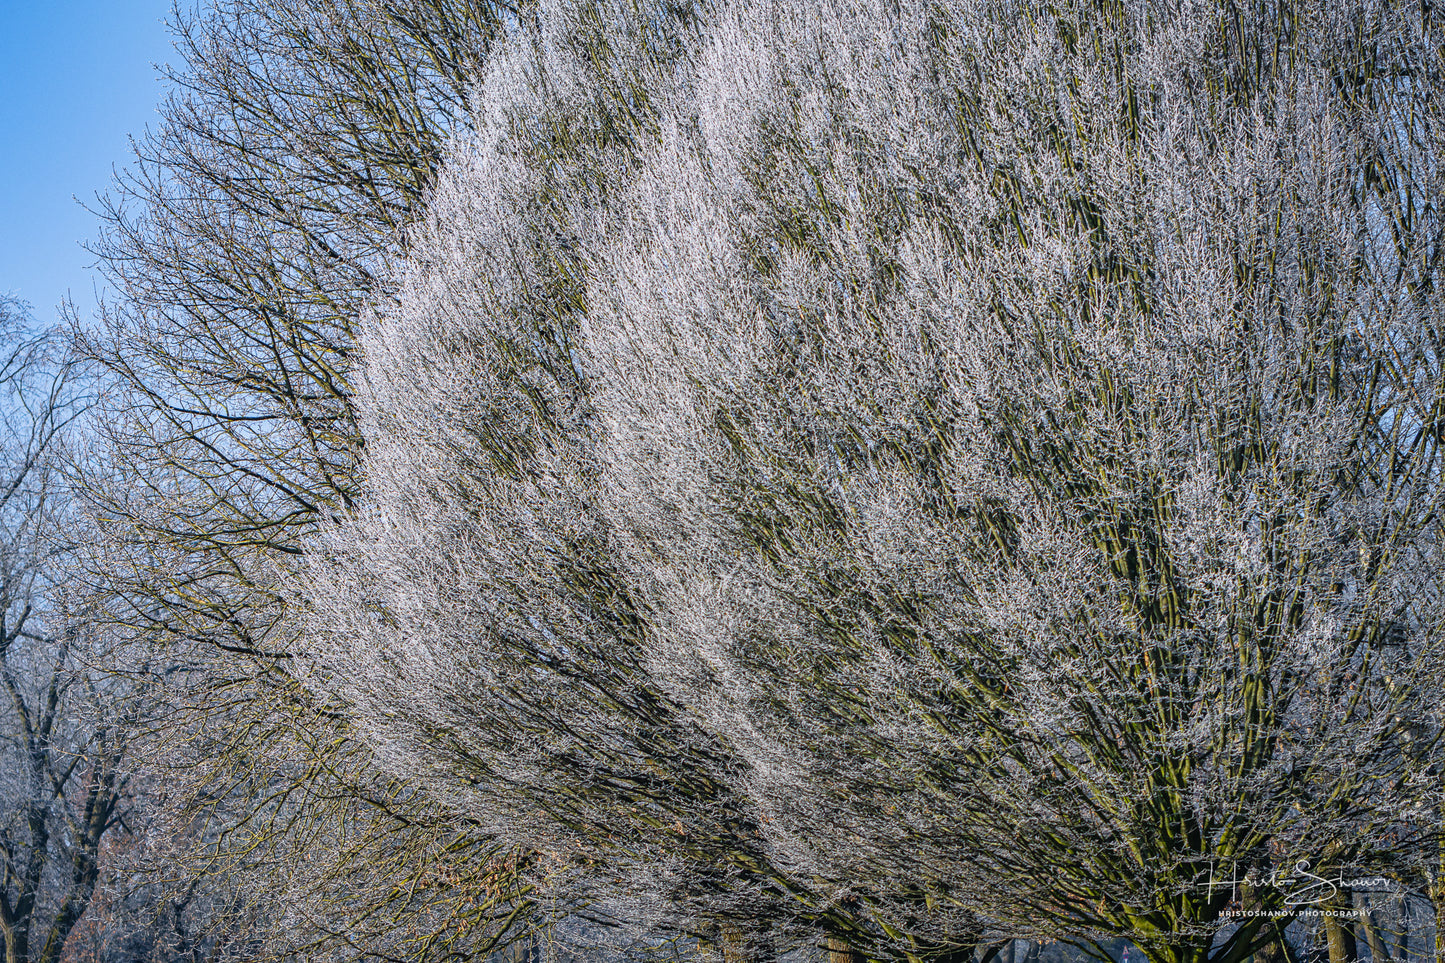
[0, 1, 175, 327]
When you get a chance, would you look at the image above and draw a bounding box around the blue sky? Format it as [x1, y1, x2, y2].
[1, 1, 175, 327]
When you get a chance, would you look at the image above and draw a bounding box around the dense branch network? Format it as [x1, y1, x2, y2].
[305, 1, 1445, 960]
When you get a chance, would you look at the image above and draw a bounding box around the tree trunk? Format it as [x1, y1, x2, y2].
[1256, 929, 1285, 963]
[1397, 900, 1410, 963]
[1326, 895, 1359, 963]
[1429, 830, 1445, 963]
[1355, 891, 1391, 963]
[1435, 897, 1445, 963]
[826, 936, 866, 963]
[2, 924, 27, 963]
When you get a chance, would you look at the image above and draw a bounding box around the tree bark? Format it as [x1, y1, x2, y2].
[1326, 893, 1359, 963]
[1396, 898, 1409, 963]
[1432, 843, 1445, 963]
[1355, 891, 1391, 963]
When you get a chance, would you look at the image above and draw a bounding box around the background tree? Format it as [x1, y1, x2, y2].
[71, 1, 558, 959]
[80, 0, 507, 664]
[307, 0, 1445, 961]
[0, 297, 131, 963]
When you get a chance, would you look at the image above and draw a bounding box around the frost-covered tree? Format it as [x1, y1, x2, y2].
[79, 0, 511, 674]
[0, 300, 132, 963]
[308, 0, 1445, 961]
[71, 1, 547, 959]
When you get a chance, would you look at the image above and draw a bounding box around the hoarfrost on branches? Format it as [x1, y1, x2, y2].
[306, 1, 1445, 960]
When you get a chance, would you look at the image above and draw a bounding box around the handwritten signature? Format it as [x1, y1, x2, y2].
[1195, 861, 1399, 906]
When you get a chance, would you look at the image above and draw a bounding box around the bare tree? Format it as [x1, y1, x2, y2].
[71, 1, 557, 959]
[78, 0, 512, 657]
[307, 1, 1445, 961]
[0, 298, 130, 963]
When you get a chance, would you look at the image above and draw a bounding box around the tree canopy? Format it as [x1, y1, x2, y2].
[74, 1, 542, 960]
[306, 0, 1445, 960]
